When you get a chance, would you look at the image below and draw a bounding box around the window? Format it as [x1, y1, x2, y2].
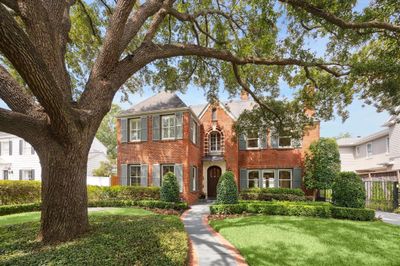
[2, 170, 8, 180]
[209, 131, 221, 152]
[211, 108, 217, 121]
[191, 166, 197, 191]
[161, 164, 175, 184]
[191, 119, 198, 144]
[20, 140, 34, 155]
[262, 170, 274, 188]
[279, 169, 292, 188]
[278, 136, 292, 148]
[129, 118, 141, 141]
[161, 115, 175, 139]
[356, 146, 360, 156]
[246, 131, 259, 149]
[366, 143, 373, 158]
[386, 137, 390, 154]
[21, 169, 34, 181]
[129, 165, 141, 186]
[0, 141, 9, 156]
[248, 170, 259, 188]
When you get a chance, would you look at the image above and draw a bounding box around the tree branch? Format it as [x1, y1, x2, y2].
[280, 0, 400, 33]
[232, 63, 282, 121]
[91, 0, 137, 78]
[0, 65, 39, 115]
[0, 0, 18, 13]
[0, 5, 73, 132]
[0, 108, 48, 145]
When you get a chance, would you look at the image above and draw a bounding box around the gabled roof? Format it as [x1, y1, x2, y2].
[337, 128, 390, 147]
[118, 91, 188, 116]
[190, 99, 256, 120]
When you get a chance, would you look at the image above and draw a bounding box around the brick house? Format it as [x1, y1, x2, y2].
[116, 91, 320, 204]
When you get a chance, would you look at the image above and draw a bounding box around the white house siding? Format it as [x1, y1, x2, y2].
[0, 133, 109, 186]
[389, 123, 400, 159]
[339, 147, 356, 172]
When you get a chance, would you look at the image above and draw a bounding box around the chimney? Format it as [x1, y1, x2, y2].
[240, 90, 249, 101]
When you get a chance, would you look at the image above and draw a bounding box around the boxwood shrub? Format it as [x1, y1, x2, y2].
[217, 171, 238, 204]
[210, 201, 375, 221]
[240, 187, 307, 202]
[0, 202, 41, 216]
[332, 172, 366, 208]
[242, 188, 305, 196]
[0, 181, 41, 205]
[88, 200, 188, 211]
[160, 172, 180, 202]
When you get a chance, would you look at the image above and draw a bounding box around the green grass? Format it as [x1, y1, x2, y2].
[0, 208, 188, 265]
[0, 207, 153, 226]
[210, 215, 400, 266]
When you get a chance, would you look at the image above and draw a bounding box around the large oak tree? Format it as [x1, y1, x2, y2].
[0, 0, 398, 243]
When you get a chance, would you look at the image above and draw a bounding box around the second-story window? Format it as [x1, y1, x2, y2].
[246, 131, 259, 149]
[129, 118, 141, 141]
[161, 115, 176, 139]
[209, 131, 221, 152]
[278, 136, 292, 148]
[366, 143, 373, 158]
[211, 108, 217, 121]
[191, 119, 198, 144]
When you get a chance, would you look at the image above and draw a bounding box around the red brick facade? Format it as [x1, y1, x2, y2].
[117, 99, 320, 204]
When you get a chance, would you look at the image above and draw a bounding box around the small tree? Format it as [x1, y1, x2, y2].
[304, 138, 341, 199]
[216, 171, 238, 204]
[92, 160, 114, 177]
[160, 172, 180, 203]
[332, 172, 366, 208]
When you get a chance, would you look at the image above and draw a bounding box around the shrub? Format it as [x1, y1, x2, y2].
[88, 200, 188, 211]
[241, 187, 305, 196]
[0, 181, 41, 205]
[332, 172, 366, 208]
[331, 206, 375, 221]
[240, 192, 306, 201]
[160, 172, 180, 202]
[210, 201, 375, 221]
[0, 203, 41, 216]
[216, 171, 238, 204]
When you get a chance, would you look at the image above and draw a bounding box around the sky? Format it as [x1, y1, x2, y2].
[0, 0, 389, 139]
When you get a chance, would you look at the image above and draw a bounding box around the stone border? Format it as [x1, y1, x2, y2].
[202, 215, 248, 266]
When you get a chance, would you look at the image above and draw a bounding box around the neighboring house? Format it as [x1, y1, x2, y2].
[0, 132, 110, 186]
[337, 110, 400, 181]
[116, 91, 320, 204]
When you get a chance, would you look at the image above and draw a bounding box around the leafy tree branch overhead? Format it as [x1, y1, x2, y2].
[0, 0, 398, 244]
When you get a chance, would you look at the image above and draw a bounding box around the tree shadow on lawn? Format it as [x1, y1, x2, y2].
[0, 215, 188, 266]
[211, 215, 400, 266]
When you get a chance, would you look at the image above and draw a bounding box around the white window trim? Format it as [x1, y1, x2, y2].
[262, 170, 274, 188]
[129, 165, 141, 186]
[278, 169, 292, 188]
[278, 136, 292, 148]
[191, 119, 198, 144]
[129, 118, 141, 142]
[247, 170, 260, 188]
[161, 115, 176, 140]
[209, 131, 221, 152]
[191, 166, 197, 192]
[366, 142, 373, 158]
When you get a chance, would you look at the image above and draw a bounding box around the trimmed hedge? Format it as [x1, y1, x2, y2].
[0, 181, 41, 205]
[240, 187, 306, 202]
[332, 172, 366, 208]
[241, 188, 305, 196]
[217, 171, 238, 204]
[0, 181, 160, 205]
[209, 201, 375, 221]
[331, 206, 375, 221]
[88, 200, 188, 211]
[0, 203, 41, 216]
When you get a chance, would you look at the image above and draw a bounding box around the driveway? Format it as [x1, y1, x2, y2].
[375, 211, 400, 226]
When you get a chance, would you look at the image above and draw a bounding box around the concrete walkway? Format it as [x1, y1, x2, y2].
[182, 203, 244, 266]
[376, 211, 400, 226]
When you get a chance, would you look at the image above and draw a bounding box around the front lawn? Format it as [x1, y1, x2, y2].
[0, 208, 188, 265]
[210, 215, 400, 266]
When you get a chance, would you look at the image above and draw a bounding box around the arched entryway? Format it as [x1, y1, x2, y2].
[207, 166, 222, 198]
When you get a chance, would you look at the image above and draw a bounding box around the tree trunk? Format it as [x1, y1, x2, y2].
[37, 141, 91, 244]
[313, 189, 318, 201]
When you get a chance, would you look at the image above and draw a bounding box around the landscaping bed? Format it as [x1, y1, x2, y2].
[210, 201, 375, 221]
[0, 208, 188, 265]
[209, 215, 400, 266]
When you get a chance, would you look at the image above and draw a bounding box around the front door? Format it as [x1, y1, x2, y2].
[207, 166, 222, 198]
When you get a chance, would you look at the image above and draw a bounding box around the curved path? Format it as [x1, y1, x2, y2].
[182, 203, 247, 266]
